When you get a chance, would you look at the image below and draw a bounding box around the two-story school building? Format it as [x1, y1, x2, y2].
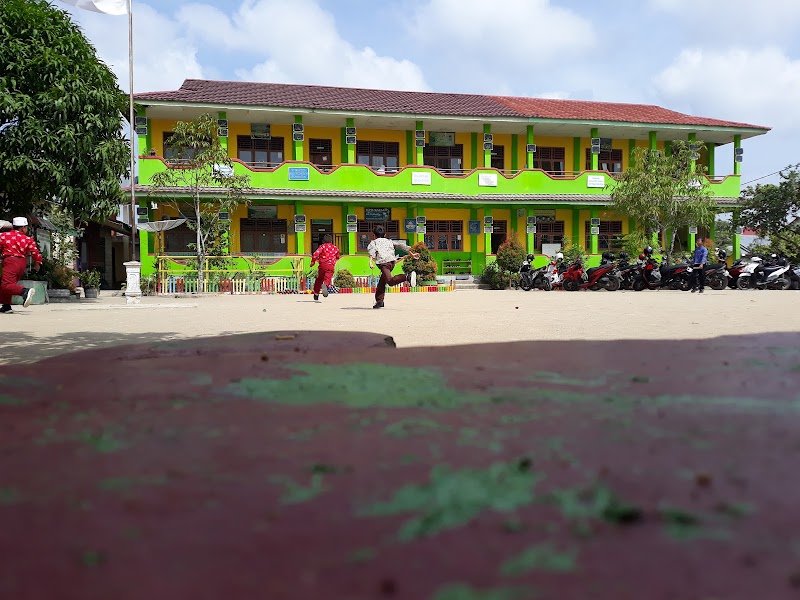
[131, 79, 769, 279]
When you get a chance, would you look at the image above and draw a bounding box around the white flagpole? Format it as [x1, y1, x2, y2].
[127, 0, 136, 262]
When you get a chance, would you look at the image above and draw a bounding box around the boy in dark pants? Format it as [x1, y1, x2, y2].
[367, 225, 419, 309]
[690, 237, 708, 293]
[310, 234, 340, 301]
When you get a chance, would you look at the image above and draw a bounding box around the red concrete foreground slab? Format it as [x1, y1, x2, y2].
[2, 332, 800, 600]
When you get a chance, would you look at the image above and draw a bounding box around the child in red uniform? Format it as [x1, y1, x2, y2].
[310, 234, 340, 301]
[0, 217, 43, 313]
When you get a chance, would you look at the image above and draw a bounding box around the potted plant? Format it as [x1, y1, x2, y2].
[402, 241, 438, 285]
[47, 261, 77, 301]
[80, 269, 102, 298]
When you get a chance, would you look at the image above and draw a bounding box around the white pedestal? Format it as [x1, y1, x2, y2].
[124, 261, 142, 305]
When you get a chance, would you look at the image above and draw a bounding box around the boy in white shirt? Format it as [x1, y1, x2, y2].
[367, 225, 419, 309]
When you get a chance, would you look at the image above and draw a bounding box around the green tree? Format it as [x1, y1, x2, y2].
[739, 164, 800, 261]
[610, 140, 717, 264]
[148, 113, 250, 288]
[0, 0, 130, 220]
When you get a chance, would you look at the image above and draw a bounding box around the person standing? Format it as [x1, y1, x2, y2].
[310, 234, 340, 301]
[690, 237, 708, 294]
[1, 217, 43, 313]
[367, 225, 419, 309]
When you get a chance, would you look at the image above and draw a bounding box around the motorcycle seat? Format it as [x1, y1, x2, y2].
[586, 266, 607, 278]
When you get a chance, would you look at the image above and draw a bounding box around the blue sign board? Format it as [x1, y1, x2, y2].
[288, 167, 310, 181]
[468, 220, 481, 235]
[364, 207, 391, 221]
[404, 218, 417, 233]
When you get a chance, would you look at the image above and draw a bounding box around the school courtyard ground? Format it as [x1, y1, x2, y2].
[2, 288, 800, 364]
[3, 289, 800, 599]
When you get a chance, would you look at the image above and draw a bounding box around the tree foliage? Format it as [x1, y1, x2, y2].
[148, 113, 251, 287]
[610, 140, 717, 263]
[739, 164, 800, 261]
[402, 241, 438, 282]
[0, 0, 130, 220]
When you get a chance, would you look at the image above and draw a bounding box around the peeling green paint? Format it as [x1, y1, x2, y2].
[0, 394, 24, 406]
[385, 418, 447, 437]
[500, 542, 578, 575]
[430, 583, 533, 600]
[270, 474, 325, 505]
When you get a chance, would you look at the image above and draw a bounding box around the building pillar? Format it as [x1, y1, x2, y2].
[293, 115, 304, 161]
[484, 207, 493, 257]
[590, 127, 599, 171]
[572, 209, 580, 249]
[294, 201, 305, 256]
[732, 211, 741, 259]
[526, 207, 535, 254]
[415, 206, 425, 246]
[469, 207, 479, 272]
[628, 139, 636, 169]
[483, 124, 492, 168]
[733, 134, 742, 175]
[217, 111, 228, 154]
[688, 227, 696, 251]
[526, 125, 535, 169]
[664, 141, 673, 157]
[346, 203, 357, 255]
[346, 117, 356, 163]
[648, 131, 657, 151]
[688, 132, 696, 173]
[136, 107, 150, 155]
[124, 261, 141, 305]
[708, 143, 716, 177]
[415, 120, 424, 166]
[590, 208, 599, 255]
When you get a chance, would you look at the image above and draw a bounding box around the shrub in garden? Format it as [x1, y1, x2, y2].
[402, 241, 438, 282]
[480, 261, 520, 290]
[333, 269, 356, 289]
[495, 238, 527, 273]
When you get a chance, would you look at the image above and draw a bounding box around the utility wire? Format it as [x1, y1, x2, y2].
[742, 163, 799, 186]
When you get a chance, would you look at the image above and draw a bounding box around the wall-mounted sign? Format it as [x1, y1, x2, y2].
[249, 205, 277, 219]
[404, 218, 417, 233]
[135, 126, 147, 136]
[484, 225, 494, 234]
[527, 225, 537, 234]
[218, 212, 230, 221]
[414, 139, 425, 148]
[416, 216, 427, 225]
[288, 166, 310, 181]
[526, 144, 537, 153]
[484, 216, 494, 225]
[346, 214, 357, 224]
[137, 217, 149, 224]
[478, 173, 498, 187]
[251, 123, 270, 139]
[135, 116, 148, 127]
[735, 226, 744, 234]
[346, 135, 357, 145]
[292, 123, 304, 132]
[217, 119, 228, 129]
[416, 225, 427, 235]
[346, 223, 358, 233]
[468, 220, 481, 235]
[294, 214, 306, 224]
[587, 175, 605, 188]
[411, 171, 431, 185]
[590, 218, 601, 226]
[345, 127, 357, 136]
[590, 226, 600, 235]
[294, 223, 307, 233]
[292, 132, 304, 142]
[364, 207, 391, 221]
[689, 226, 698, 234]
[428, 132, 455, 147]
[517, 209, 526, 217]
[415, 130, 425, 139]
[527, 216, 537, 225]
[136, 207, 149, 216]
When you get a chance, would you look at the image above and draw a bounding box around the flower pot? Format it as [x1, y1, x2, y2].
[11, 280, 48, 305]
[84, 287, 99, 299]
[47, 288, 71, 303]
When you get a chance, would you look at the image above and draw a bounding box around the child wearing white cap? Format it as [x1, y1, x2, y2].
[0, 217, 43, 313]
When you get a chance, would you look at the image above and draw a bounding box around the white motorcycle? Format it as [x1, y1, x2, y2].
[736, 256, 792, 290]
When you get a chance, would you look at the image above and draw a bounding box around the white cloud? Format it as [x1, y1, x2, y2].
[649, 0, 800, 36]
[175, 0, 429, 90]
[67, 3, 204, 93]
[653, 47, 800, 130]
[409, 0, 595, 63]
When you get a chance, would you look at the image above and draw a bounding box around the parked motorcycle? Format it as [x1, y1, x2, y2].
[518, 254, 552, 291]
[727, 258, 749, 289]
[615, 251, 641, 290]
[789, 263, 800, 290]
[633, 247, 692, 291]
[563, 252, 621, 291]
[701, 248, 730, 291]
[737, 255, 793, 290]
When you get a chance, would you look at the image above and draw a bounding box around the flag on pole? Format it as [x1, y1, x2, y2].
[60, 0, 128, 16]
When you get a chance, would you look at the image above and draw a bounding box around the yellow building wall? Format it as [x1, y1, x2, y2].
[456, 132, 473, 170]
[149, 119, 177, 156]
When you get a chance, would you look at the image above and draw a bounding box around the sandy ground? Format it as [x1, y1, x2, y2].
[2, 287, 799, 365]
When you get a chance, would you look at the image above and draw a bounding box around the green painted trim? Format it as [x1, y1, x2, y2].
[405, 130, 414, 165]
[470, 132, 478, 169]
[628, 138, 636, 168]
[511, 134, 518, 171]
[526, 125, 534, 169]
[346, 118, 356, 163]
[346, 203, 357, 255]
[708, 143, 715, 177]
[136, 106, 148, 156]
[734, 134, 742, 175]
[590, 127, 599, 171]
[294, 201, 305, 255]
[415, 120, 424, 165]
[293, 115, 303, 161]
[688, 229, 696, 250]
[341, 204, 350, 254]
[470, 206, 479, 268]
[416, 205, 425, 245]
[483, 124, 492, 168]
[572, 209, 580, 247]
[590, 208, 599, 254]
[649, 131, 657, 150]
[484, 206, 492, 257]
[526, 206, 534, 254]
[572, 137, 581, 172]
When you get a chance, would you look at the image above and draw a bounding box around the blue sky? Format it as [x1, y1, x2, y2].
[59, 0, 800, 186]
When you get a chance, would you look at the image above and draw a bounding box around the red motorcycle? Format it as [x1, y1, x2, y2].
[562, 255, 621, 291]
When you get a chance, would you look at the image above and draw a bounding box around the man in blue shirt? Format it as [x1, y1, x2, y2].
[690, 237, 709, 293]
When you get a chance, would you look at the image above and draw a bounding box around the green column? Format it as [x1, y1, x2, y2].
[708, 143, 716, 177]
[136, 107, 148, 156]
[526, 125, 535, 169]
[217, 111, 227, 154]
[293, 115, 303, 161]
[733, 134, 742, 175]
[590, 127, 599, 171]
[416, 206, 425, 246]
[405, 130, 414, 165]
[340, 204, 350, 254]
[511, 134, 518, 172]
[415, 120, 424, 166]
[346, 203, 357, 255]
[572, 137, 581, 173]
[628, 218, 636, 238]
[688, 227, 696, 250]
[590, 208, 599, 255]
[484, 207, 492, 257]
[688, 132, 696, 173]
[526, 207, 534, 254]
[470, 132, 478, 169]
[649, 131, 657, 150]
[628, 138, 636, 169]
[483, 124, 492, 168]
[346, 117, 356, 163]
[572, 209, 580, 248]
[664, 141, 673, 157]
[732, 211, 741, 259]
[294, 201, 305, 256]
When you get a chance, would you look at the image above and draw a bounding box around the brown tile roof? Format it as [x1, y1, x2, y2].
[134, 79, 769, 130]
